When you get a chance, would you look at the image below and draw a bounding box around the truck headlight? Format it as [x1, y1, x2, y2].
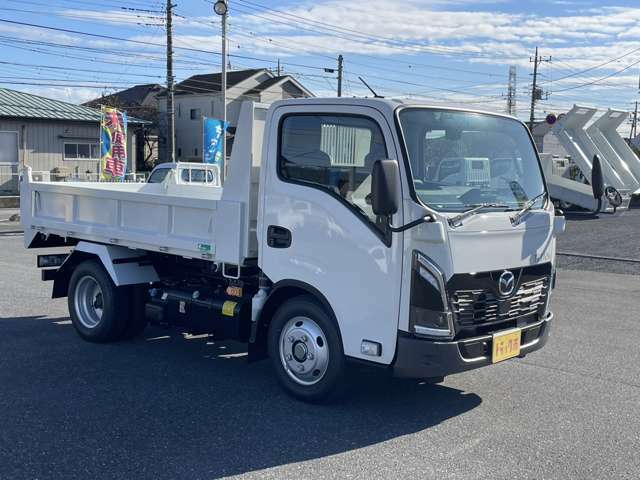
[410, 253, 453, 338]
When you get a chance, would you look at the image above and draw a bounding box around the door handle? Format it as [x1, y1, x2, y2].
[267, 225, 292, 248]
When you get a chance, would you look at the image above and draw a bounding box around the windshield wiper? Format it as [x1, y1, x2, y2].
[510, 192, 547, 226]
[448, 203, 509, 228]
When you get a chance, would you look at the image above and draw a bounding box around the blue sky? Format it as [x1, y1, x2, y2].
[1, 0, 640, 130]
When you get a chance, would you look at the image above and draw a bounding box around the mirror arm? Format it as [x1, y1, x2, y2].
[388, 215, 435, 233]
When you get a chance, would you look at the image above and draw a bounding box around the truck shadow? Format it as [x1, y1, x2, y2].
[0, 315, 482, 480]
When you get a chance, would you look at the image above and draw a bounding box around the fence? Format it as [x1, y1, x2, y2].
[0, 170, 149, 196]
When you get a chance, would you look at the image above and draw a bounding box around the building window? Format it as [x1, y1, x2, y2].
[279, 114, 388, 230]
[64, 142, 100, 160]
[190, 108, 201, 120]
[0, 131, 18, 164]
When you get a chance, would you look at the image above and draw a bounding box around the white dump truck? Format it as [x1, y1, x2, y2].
[21, 98, 565, 401]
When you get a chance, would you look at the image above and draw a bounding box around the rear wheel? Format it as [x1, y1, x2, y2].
[268, 296, 345, 402]
[68, 260, 129, 343]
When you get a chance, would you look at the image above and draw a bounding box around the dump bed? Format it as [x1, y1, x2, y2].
[21, 102, 267, 267]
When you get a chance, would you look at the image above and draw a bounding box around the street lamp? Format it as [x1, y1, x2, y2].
[214, 0, 228, 180]
[213, 0, 228, 15]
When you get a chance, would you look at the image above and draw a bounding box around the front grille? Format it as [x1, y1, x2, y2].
[451, 277, 549, 328]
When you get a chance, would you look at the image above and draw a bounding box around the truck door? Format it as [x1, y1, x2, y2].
[259, 105, 405, 365]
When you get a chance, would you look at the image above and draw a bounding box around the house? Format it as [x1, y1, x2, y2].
[84, 83, 164, 168]
[84, 83, 163, 116]
[157, 68, 314, 161]
[0, 87, 147, 196]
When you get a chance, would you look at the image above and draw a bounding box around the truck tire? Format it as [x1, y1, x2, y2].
[67, 260, 129, 343]
[120, 285, 149, 340]
[268, 295, 346, 402]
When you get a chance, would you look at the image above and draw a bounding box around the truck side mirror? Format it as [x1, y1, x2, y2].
[371, 160, 399, 216]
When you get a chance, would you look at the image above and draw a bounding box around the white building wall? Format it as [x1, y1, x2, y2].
[158, 72, 310, 162]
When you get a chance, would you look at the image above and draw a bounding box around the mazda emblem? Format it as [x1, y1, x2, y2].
[498, 270, 516, 296]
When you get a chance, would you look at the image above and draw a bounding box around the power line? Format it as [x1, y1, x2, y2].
[0, 18, 328, 71]
[0, 76, 140, 85]
[553, 57, 640, 93]
[241, 12, 502, 78]
[0, 81, 133, 89]
[0, 13, 506, 101]
[0, 60, 163, 79]
[227, 26, 503, 85]
[229, 0, 517, 61]
[6, 0, 162, 11]
[543, 47, 640, 84]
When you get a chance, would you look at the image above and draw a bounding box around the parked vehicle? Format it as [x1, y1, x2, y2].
[147, 162, 221, 186]
[21, 99, 565, 401]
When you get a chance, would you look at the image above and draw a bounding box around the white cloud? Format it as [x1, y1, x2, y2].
[38, 2, 640, 116]
[53, 3, 640, 66]
[20, 86, 99, 105]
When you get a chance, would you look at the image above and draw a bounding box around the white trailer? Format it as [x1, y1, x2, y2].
[22, 99, 563, 402]
[549, 105, 632, 211]
[587, 109, 640, 193]
[539, 153, 599, 211]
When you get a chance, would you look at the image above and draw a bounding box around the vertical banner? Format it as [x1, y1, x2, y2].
[100, 106, 128, 181]
[203, 117, 227, 173]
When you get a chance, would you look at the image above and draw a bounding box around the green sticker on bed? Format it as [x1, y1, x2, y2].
[197, 243, 212, 253]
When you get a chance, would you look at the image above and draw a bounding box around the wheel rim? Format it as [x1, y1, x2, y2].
[279, 316, 329, 386]
[73, 275, 104, 329]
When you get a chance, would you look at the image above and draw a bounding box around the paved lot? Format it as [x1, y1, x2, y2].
[556, 204, 640, 274]
[1, 234, 639, 479]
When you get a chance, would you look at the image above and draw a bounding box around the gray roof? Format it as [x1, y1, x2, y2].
[0, 87, 148, 123]
[83, 83, 164, 108]
[158, 69, 266, 96]
[245, 76, 290, 96]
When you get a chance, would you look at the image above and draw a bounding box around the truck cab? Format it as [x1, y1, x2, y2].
[23, 98, 563, 402]
[258, 99, 561, 392]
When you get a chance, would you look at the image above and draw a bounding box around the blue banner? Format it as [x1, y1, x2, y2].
[203, 117, 227, 172]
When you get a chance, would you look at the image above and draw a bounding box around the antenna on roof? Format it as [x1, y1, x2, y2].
[358, 76, 383, 98]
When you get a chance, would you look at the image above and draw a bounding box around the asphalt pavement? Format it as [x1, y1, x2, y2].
[556, 205, 640, 274]
[1, 234, 639, 479]
[0, 208, 21, 235]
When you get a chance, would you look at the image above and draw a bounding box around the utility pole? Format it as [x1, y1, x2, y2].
[213, 0, 229, 176]
[166, 0, 175, 162]
[506, 65, 517, 116]
[323, 55, 344, 97]
[529, 47, 551, 132]
[277, 58, 282, 76]
[221, 7, 227, 164]
[337, 54, 344, 97]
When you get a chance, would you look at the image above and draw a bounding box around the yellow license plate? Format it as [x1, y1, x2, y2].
[492, 328, 522, 363]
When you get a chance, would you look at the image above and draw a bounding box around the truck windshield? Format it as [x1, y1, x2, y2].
[398, 108, 546, 212]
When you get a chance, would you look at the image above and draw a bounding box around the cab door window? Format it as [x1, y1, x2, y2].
[279, 114, 388, 228]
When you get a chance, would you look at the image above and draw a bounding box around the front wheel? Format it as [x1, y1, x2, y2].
[268, 296, 346, 402]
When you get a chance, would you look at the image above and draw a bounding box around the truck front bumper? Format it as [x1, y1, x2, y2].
[392, 312, 553, 379]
